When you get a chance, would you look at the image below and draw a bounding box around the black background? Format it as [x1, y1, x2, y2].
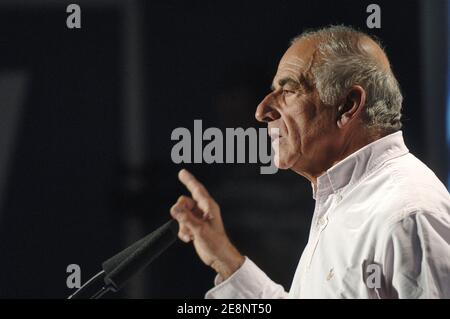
[0, 0, 447, 298]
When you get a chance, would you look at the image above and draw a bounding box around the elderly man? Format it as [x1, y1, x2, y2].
[170, 25, 450, 298]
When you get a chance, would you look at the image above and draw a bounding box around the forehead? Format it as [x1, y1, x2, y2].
[273, 38, 317, 86]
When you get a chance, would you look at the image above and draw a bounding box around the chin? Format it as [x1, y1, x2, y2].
[274, 153, 294, 170]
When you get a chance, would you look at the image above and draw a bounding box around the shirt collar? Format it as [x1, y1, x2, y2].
[312, 131, 409, 200]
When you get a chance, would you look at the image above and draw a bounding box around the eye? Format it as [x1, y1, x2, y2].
[283, 89, 296, 95]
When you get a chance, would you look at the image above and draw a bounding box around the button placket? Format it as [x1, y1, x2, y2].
[317, 215, 328, 229]
[307, 214, 329, 269]
[306, 193, 340, 270]
[305, 185, 334, 271]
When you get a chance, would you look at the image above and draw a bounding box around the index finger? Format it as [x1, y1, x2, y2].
[178, 169, 211, 202]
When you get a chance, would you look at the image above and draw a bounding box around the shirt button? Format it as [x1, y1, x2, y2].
[336, 194, 343, 202]
[317, 216, 327, 227]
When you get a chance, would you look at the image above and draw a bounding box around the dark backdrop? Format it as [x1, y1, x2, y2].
[0, 0, 446, 298]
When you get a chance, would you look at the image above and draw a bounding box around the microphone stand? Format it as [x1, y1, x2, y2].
[68, 270, 112, 299]
[67, 220, 178, 299]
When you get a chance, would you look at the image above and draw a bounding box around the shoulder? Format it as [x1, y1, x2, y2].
[366, 153, 450, 226]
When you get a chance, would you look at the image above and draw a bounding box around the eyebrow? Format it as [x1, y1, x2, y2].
[270, 77, 301, 92]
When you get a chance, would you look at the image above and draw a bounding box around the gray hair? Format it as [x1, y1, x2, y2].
[291, 25, 403, 132]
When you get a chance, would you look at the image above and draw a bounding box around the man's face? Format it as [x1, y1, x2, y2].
[255, 39, 340, 177]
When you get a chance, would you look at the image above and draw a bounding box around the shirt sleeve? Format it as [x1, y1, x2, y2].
[384, 210, 450, 298]
[205, 257, 289, 299]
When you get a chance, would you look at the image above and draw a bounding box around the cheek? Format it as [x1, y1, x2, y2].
[283, 100, 317, 147]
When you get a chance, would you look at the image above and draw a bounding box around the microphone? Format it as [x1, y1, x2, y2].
[102, 219, 179, 292]
[69, 219, 179, 299]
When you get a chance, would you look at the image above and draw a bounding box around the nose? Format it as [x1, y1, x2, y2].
[255, 92, 281, 123]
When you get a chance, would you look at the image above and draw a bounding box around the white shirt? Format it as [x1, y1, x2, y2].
[205, 131, 450, 299]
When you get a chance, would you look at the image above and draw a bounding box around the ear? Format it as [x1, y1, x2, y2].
[336, 85, 366, 129]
